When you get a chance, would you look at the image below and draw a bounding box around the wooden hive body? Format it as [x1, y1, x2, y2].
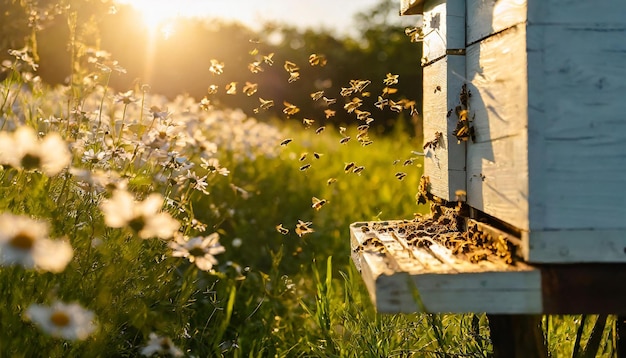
[407, 0, 626, 263]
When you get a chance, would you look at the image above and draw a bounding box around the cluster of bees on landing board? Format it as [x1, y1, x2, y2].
[201, 27, 431, 240]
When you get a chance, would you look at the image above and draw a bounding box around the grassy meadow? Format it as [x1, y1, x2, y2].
[0, 1, 621, 357]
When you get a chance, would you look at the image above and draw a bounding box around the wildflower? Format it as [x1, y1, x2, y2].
[169, 232, 225, 271]
[0, 126, 71, 176]
[114, 90, 138, 105]
[200, 157, 229, 176]
[0, 214, 73, 273]
[100, 190, 180, 239]
[141, 332, 183, 357]
[178, 170, 209, 195]
[25, 301, 96, 340]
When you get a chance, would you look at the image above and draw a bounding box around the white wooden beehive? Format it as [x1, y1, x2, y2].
[348, 0, 626, 314]
[406, 0, 626, 264]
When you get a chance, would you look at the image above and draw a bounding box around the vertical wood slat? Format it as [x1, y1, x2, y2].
[422, 0, 465, 62]
[423, 55, 466, 202]
[466, 0, 527, 45]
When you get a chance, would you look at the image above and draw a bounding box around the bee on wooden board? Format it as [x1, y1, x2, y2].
[423, 131, 443, 150]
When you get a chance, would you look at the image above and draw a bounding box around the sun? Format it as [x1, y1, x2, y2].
[115, 0, 218, 33]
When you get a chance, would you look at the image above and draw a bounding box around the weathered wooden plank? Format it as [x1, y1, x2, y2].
[526, 25, 626, 234]
[528, 0, 626, 27]
[465, 24, 529, 230]
[423, 55, 466, 201]
[423, 0, 465, 63]
[466, 0, 527, 45]
[524, 229, 626, 263]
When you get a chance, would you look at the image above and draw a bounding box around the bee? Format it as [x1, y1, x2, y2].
[434, 85, 441, 93]
[303, 118, 315, 127]
[248, 61, 263, 73]
[447, 108, 453, 118]
[388, 100, 403, 113]
[259, 97, 274, 110]
[295, 220, 314, 237]
[383, 73, 399, 86]
[416, 175, 432, 204]
[209, 59, 224, 75]
[352, 166, 365, 175]
[309, 53, 327, 66]
[300, 164, 311, 171]
[375, 96, 388, 110]
[455, 189, 467, 201]
[382, 87, 398, 96]
[423, 131, 443, 150]
[283, 101, 300, 116]
[327, 178, 337, 185]
[324, 109, 336, 119]
[403, 158, 414, 166]
[276, 224, 289, 235]
[288, 71, 300, 83]
[284, 60, 299, 73]
[310, 91, 324, 101]
[340, 87, 355, 97]
[344, 162, 355, 173]
[207, 85, 219, 94]
[313, 152, 322, 159]
[344, 97, 363, 113]
[322, 97, 337, 106]
[339, 136, 351, 144]
[339, 127, 347, 135]
[243, 82, 258, 96]
[355, 110, 371, 121]
[315, 126, 326, 135]
[392, 159, 400, 165]
[299, 152, 308, 161]
[200, 97, 212, 111]
[357, 124, 369, 132]
[263, 53, 274, 65]
[395, 172, 407, 180]
[249, 48, 259, 55]
[361, 140, 373, 146]
[280, 138, 293, 146]
[350, 79, 371, 93]
[226, 82, 237, 95]
[312, 196, 328, 210]
[459, 83, 471, 107]
[405, 26, 425, 42]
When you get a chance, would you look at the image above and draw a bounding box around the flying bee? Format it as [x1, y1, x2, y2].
[263, 52, 274, 65]
[200, 97, 212, 111]
[207, 84, 219, 94]
[303, 118, 315, 127]
[276, 224, 289, 235]
[243, 82, 258, 96]
[382, 87, 398, 96]
[308, 53, 327, 66]
[383, 73, 399, 86]
[259, 97, 274, 110]
[283, 101, 300, 116]
[403, 158, 415, 166]
[324, 109, 336, 119]
[310, 91, 324, 101]
[300, 163, 311, 171]
[322, 96, 337, 106]
[339, 126, 347, 135]
[311, 196, 328, 211]
[209, 59, 224, 75]
[361, 140, 374, 146]
[288, 71, 300, 83]
[248, 61, 263, 73]
[375, 96, 388, 110]
[395, 172, 408, 180]
[355, 110, 371, 121]
[340, 136, 351, 144]
[340, 87, 355, 97]
[350, 79, 371, 93]
[280, 138, 293, 146]
[299, 152, 308, 161]
[226, 82, 237, 95]
[405, 26, 425, 42]
[284, 60, 299, 73]
[295, 220, 314, 237]
[388, 100, 403, 113]
[313, 152, 322, 159]
[344, 98, 363, 113]
[393, 159, 401, 165]
[352, 165, 365, 175]
[315, 126, 326, 134]
[344, 162, 355, 173]
[357, 124, 370, 132]
[327, 178, 337, 185]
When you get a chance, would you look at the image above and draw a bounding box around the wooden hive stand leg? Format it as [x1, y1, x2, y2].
[487, 314, 548, 358]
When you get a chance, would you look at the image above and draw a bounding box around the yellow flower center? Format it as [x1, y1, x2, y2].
[9, 231, 35, 250]
[50, 311, 71, 327]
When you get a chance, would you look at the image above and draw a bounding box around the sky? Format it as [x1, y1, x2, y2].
[116, 0, 420, 38]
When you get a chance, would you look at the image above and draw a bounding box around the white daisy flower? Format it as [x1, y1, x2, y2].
[25, 301, 97, 340]
[169, 232, 225, 271]
[100, 190, 180, 239]
[0, 126, 71, 176]
[140, 332, 184, 357]
[0, 214, 73, 273]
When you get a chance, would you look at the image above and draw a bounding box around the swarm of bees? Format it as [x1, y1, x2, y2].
[203, 32, 425, 245]
[452, 84, 476, 143]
